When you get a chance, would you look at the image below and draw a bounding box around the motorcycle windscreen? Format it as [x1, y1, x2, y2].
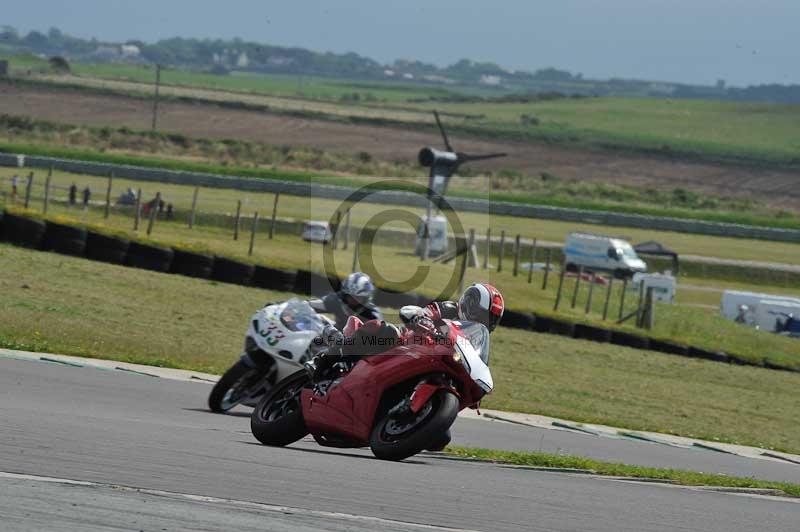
[453, 321, 493, 392]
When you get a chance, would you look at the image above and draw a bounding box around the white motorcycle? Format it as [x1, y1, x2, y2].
[208, 298, 333, 413]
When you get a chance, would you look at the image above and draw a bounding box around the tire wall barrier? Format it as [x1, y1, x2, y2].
[1, 208, 797, 373]
[4, 153, 800, 244]
[42, 222, 88, 257]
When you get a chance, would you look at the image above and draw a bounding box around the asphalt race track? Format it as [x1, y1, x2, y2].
[1, 357, 798, 532]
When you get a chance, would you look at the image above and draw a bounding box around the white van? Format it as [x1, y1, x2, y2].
[720, 290, 800, 326]
[415, 215, 448, 257]
[563, 233, 647, 278]
[301, 221, 332, 244]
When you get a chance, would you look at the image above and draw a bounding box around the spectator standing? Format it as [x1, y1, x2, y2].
[166, 203, 174, 220]
[82, 186, 91, 209]
[68, 183, 78, 206]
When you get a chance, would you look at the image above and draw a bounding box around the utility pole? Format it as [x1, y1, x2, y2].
[151, 64, 162, 131]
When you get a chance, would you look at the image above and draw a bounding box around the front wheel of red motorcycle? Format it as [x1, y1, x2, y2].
[370, 391, 459, 461]
[250, 370, 309, 447]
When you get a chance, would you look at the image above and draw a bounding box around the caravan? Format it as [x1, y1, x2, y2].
[720, 290, 800, 327]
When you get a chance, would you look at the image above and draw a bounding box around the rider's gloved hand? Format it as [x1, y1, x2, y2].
[321, 323, 344, 347]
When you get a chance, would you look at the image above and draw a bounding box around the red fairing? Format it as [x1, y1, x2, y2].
[342, 315, 364, 337]
[301, 322, 482, 446]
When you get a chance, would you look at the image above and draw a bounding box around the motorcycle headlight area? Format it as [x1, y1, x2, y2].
[452, 344, 472, 374]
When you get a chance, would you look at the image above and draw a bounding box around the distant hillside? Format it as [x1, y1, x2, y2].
[2, 26, 800, 103]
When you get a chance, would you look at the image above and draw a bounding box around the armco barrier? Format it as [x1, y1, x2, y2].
[2, 208, 797, 373]
[4, 152, 800, 243]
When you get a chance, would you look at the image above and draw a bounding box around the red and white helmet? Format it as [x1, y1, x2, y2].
[458, 283, 504, 332]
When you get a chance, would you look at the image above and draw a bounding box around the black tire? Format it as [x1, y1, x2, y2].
[253, 265, 296, 291]
[212, 256, 255, 286]
[126, 241, 174, 272]
[426, 428, 451, 452]
[171, 249, 215, 279]
[251, 370, 310, 447]
[86, 231, 130, 264]
[42, 222, 88, 257]
[208, 360, 269, 413]
[3, 213, 46, 248]
[370, 390, 459, 461]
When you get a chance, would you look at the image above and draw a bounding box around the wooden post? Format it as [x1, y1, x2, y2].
[635, 279, 646, 327]
[146, 192, 160, 236]
[468, 228, 476, 268]
[458, 230, 475, 293]
[644, 287, 655, 330]
[233, 200, 242, 240]
[618, 278, 628, 321]
[343, 208, 351, 250]
[269, 192, 280, 239]
[513, 234, 521, 277]
[528, 238, 537, 284]
[151, 64, 161, 131]
[585, 272, 597, 315]
[248, 212, 259, 256]
[571, 266, 583, 309]
[553, 266, 566, 311]
[497, 230, 505, 272]
[188, 186, 199, 229]
[483, 228, 491, 269]
[602, 277, 614, 320]
[351, 232, 361, 271]
[103, 172, 113, 219]
[24, 172, 33, 209]
[43, 169, 52, 214]
[542, 249, 552, 290]
[332, 211, 341, 249]
[133, 188, 142, 231]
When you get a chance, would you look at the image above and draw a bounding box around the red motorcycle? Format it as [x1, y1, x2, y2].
[250, 318, 493, 461]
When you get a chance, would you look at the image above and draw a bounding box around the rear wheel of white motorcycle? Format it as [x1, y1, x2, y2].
[370, 390, 459, 461]
[208, 360, 269, 413]
[250, 370, 309, 447]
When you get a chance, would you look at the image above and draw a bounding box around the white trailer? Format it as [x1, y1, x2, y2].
[720, 290, 800, 326]
[632, 273, 676, 304]
[754, 300, 800, 333]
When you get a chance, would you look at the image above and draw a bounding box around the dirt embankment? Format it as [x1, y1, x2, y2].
[2, 83, 799, 210]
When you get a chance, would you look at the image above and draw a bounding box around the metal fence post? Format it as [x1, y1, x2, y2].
[249, 212, 259, 256]
[188, 186, 199, 229]
[553, 266, 566, 311]
[585, 272, 597, 315]
[602, 277, 614, 320]
[542, 249, 552, 290]
[233, 200, 242, 240]
[24, 172, 33, 209]
[104, 172, 113, 219]
[269, 192, 280, 239]
[497, 230, 505, 272]
[146, 192, 160, 236]
[618, 278, 628, 321]
[133, 188, 142, 231]
[571, 266, 583, 309]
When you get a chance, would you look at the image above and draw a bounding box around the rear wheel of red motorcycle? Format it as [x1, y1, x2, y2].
[370, 391, 459, 461]
[250, 370, 309, 447]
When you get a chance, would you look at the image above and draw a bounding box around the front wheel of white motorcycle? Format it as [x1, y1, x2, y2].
[208, 360, 270, 413]
[370, 390, 459, 461]
[250, 370, 309, 447]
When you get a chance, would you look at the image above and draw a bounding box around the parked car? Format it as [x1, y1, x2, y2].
[563, 232, 646, 278]
[301, 221, 332, 244]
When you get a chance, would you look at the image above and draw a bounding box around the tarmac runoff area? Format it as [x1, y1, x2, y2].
[2, 351, 800, 532]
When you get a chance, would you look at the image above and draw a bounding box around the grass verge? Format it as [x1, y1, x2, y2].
[1, 243, 799, 452]
[444, 446, 800, 497]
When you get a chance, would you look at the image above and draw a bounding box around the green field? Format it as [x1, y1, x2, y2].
[4, 50, 799, 168]
[2, 243, 798, 453]
[4, 197, 800, 368]
[3, 166, 799, 267]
